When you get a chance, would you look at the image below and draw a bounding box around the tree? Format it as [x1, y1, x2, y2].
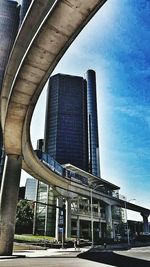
[15, 199, 34, 234]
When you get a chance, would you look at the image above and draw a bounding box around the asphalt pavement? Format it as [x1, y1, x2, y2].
[0, 245, 150, 267]
[0, 257, 105, 267]
[79, 246, 150, 267]
[0, 246, 87, 259]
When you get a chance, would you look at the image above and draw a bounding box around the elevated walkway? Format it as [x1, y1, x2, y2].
[0, 0, 108, 255]
[0, 0, 150, 256]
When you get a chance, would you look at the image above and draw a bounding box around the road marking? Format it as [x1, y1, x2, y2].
[131, 250, 150, 253]
[116, 249, 150, 255]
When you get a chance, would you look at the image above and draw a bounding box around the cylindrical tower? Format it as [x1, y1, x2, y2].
[37, 139, 44, 151]
[0, 0, 20, 91]
[0, 0, 20, 181]
[19, 0, 32, 25]
[86, 69, 100, 177]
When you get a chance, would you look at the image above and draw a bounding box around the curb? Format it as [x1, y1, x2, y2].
[0, 255, 26, 260]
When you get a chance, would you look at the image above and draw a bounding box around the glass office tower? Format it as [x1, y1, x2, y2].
[36, 70, 101, 236]
[19, 0, 32, 24]
[44, 73, 88, 172]
[0, 0, 20, 90]
[0, 0, 20, 182]
[86, 69, 100, 177]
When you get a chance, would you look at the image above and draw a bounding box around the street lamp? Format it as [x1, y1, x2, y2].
[124, 198, 136, 246]
[90, 183, 104, 247]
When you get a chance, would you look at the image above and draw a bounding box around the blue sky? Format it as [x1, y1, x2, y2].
[22, 0, 150, 220]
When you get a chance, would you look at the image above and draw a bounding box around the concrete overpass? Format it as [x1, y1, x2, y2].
[0, 0, 150, 255]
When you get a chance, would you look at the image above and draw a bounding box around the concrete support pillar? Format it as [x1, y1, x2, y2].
[48, 187, 56, 236]
[33, 180, 39, 235]
[65, 198, 71, 239]
[99, 221, 102, 238]
[0, 155, 22, 255]
[77, 216, 80, 239]
[44, 185, 49, 236]
[87, 199, 90, 212]
[55, 196, 63, 241]
[98, 201, 101, 217]
[98, 201, 102, 238]
[112, 224, 116, 240]
[105, 204, 113, 238]
[141, 213, 149, 233]
[88, 221, 91, 238]
[55, 198, 59, 241]
[76, 196, 80, 238]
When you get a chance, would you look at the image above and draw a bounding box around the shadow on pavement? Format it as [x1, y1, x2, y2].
[78, 251, 150, 267]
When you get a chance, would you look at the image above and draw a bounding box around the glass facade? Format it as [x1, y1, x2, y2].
[36, 70, 102, 237]
[35, 182, 56, 236]
[0, 0, 20, 91]
[44, 74, 88, 171]
[86, 70, 100, 177]
[25, 178, 37, 201]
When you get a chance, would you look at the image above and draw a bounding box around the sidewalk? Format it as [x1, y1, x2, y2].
[1, 241, 150, 260]
[87, 241, 150, 252]
[0, 246, 89, 259]
[90, 243, 129, 252]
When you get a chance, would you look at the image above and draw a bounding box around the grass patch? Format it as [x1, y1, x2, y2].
[14, 234, 54, 243]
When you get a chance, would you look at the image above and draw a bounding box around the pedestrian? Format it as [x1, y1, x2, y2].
[104, 242, 107, 249]
[77, 239, 80, 249]
[74, 239, 77, 250]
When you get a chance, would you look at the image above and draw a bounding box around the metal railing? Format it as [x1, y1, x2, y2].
[71, 209, 106, 219]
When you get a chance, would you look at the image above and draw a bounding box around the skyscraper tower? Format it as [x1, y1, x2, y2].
[44, 73, 88, 172]
[0, 0, 20, 90]
[36, 70, 100, 236]
[20, 0, 32, 24]
[86, 69, 100, 177]
[0, 0, 20, 181]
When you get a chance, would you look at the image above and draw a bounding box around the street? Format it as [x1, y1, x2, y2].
[79, 246, 150, 267]
[0, 257, 102, 267]
[0, 247, 150, 267]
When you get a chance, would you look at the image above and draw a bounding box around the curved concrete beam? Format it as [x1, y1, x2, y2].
[2, 0, 150, 215]
[1, 0, 150, 256]
[118, 199, 150, 215]
[1, 0, 112, 202]
[22, 144, 116, 205]
[1, 0, 57, 128]
[2, 0, 107, 155]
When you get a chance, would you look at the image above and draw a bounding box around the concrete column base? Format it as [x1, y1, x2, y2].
[77, 216, 80, 239]
[0, 155, 22, 255]
[65, 198, 71, 239]
[99, 221, 102, 238]
[141, 212, 149, 233]
[105, 204, 113, 239]
[55, 196, 63, 241]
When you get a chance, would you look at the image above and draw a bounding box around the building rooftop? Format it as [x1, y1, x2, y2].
[50, 72, 85, 80]
[63, 163, 120, 190]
